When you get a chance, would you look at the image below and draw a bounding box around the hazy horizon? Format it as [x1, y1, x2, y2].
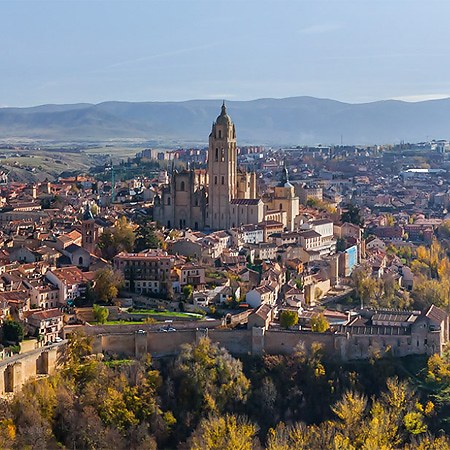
[2, 94, 450, 110]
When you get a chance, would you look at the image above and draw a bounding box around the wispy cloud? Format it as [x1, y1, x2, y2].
[392, 93, 450, 102]
[102, 41, 222, 72]
[299, 23, 342, 35]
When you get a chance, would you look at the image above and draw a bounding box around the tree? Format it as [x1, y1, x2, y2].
[336, 237, 346, 252]
[280, 310, 298, 329]
[94, 268, 124, 303]
[98, 216, 136, 260]
[134, 221, 165, 252]
[385, 214, 395, 226]
[332, 391, 367, 445]
[93, 304, 109, 324]
[310, 313, 329, 332]
[341, 203, 364, 226]
[183, 284, 193, 301]
[98, 229, 117, 260]
[188, 414, 258, 450]
[412, 277, 450, 309]
[2, 320, 24, 344]
[90, 203, 99, 216]
[438, 220, 450, 239]
[113, 216, 135, 253]
[173, 337, 250, 420]
[65, 330, 93, 371]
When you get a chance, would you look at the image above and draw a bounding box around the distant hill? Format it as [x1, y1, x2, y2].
[0, 96, 450, 145]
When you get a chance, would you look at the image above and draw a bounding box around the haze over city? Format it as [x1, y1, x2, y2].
[2, 0, 450, 107]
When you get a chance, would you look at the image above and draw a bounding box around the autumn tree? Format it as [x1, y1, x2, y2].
[438, 220, 450, 239]
[310, 313, 329, 332]
[412, 277, 450, 309]
[113, 216, 136, 252]
[171, 337, 250, 428]
[280, 310, 298, 329]
[65, 330, 93, 372]
[332, 391, 367, 446]
[99, 216, 136, 259]
[188, 414, 258, 450]
[94, 267, 124, 303]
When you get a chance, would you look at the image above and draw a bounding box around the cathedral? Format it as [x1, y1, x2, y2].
[153, 103, 298, 231]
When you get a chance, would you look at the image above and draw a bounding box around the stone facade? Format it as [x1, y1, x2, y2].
[153, 103, 285, 231]
[153, 169, 207, 230]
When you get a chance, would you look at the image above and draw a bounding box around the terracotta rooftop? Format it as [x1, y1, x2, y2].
[28, 308, 63, 320]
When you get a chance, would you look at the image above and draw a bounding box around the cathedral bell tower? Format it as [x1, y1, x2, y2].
[207, 102, 237, 230]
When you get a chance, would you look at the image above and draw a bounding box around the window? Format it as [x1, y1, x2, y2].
[214, 176, 218, 185]
[215, 148, 219, 161]
[279, 203, 283, 210]
[221, 176, 225, 185]
[218, 129, 222, 138]
[221, 148, 225, 162]
[167, 197, 171, 206]
[180, 181, 185, 191]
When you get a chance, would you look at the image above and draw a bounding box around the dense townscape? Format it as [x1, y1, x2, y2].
[1, 105, 450, 448]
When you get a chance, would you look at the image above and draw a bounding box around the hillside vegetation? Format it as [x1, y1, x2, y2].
[1, 332, 450, 449]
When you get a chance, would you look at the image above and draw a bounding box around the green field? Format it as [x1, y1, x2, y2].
[130, 309, 203, 319]
[101, 320, 146, 325]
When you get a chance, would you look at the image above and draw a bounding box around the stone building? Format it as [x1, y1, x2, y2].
[264, 161, 299, 231]
[81, 204, 98, 254]
[153, 169, 207, 230]
[153, 103, 264, 231]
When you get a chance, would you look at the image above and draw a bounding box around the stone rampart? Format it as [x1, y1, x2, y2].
[0, 342, 65, 397]
[4, 323, 441, 397]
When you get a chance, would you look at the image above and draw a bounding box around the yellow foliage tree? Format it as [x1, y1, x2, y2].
[189, 414, 258, 450]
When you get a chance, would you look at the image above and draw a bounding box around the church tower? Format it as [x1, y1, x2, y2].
[207, 102, 237, 230]
[81, 203, 97, 254]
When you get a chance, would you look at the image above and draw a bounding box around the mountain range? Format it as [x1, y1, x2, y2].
[0, 96, 449, 146]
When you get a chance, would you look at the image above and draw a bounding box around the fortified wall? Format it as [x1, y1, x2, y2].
[85, 325, 442, 361]
[0, 343, 65, 397]
[1, 322, 442, 397]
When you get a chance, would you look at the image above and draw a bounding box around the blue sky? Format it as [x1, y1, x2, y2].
[1, 0, 450, 106]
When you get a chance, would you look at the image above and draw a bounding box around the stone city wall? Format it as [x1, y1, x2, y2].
[0, 343, 65, 397]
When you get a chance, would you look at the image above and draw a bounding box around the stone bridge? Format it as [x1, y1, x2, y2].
[0, 342, 66, 397]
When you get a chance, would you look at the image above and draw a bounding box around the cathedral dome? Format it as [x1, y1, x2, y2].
[216, 101, 232, 126]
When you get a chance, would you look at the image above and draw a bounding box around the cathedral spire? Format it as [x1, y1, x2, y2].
[221, 100, 227, 115]
[82, 202, 94, 221]
[278, 158, 292, 187]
